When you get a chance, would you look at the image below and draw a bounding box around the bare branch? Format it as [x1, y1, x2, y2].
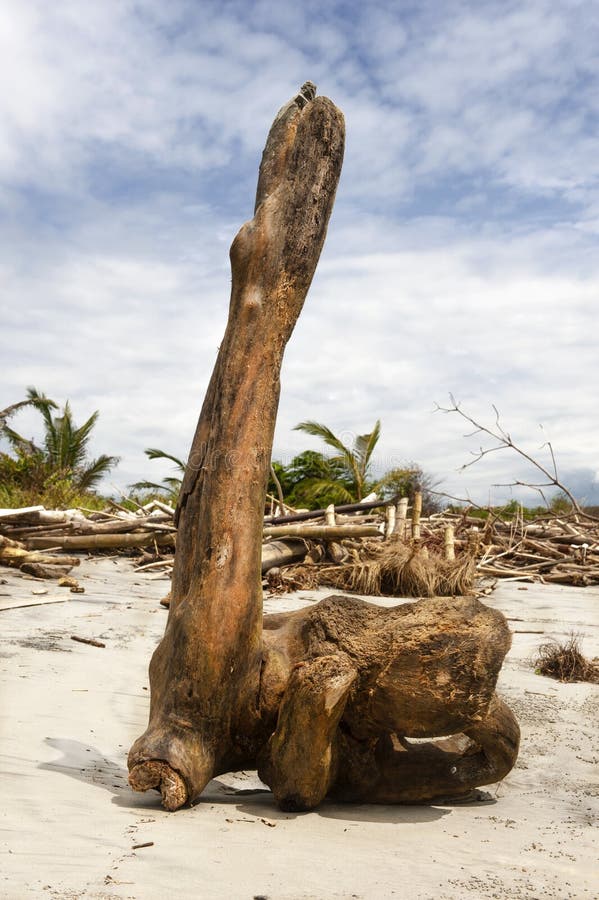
[428, 488, 507, 528]
[436, 396, 598, 521]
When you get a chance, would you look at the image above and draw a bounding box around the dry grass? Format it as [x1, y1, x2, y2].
[272, 541, 475, 598]
[534, 633, 599, 684]
[265, 564, 323, 594]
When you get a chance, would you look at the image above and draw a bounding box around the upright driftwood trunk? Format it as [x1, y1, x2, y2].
[128, 83, 346, 807]
[129, 85, 519, 812]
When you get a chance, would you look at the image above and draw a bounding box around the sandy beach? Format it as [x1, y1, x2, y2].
[1, 558, 597, 899]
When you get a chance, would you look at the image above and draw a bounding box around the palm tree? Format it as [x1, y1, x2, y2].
[1, 387, 119, 491]
[293, 419, 381, 503]
[130, 448, 186, 502]
[0, 398, 38, 428]
[268, 450, 352, 508]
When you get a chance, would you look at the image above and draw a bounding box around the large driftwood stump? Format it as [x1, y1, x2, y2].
[128, 85, 519, 811]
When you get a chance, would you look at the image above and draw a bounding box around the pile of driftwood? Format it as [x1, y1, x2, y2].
[2, 494, 598, 591]
[0, 501, 176, 583]
[435, 508, 599, 586]
[258, 495, 474, 597]
[132, 494, 476, 599]
[262, 497, 599, 592]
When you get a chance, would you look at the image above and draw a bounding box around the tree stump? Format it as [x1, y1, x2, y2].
[128, 84, 519, 811]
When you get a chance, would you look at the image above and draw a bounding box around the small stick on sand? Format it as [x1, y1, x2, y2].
[71, 635, 106, 648]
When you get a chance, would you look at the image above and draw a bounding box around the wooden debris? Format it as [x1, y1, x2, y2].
[263, 497, 392, 525]
[1, 489, 598, 591]
[58, 576, 84, 593]
[261, 539, 307, 573]
[0, 534, 81, 570]
[25, 532, 175, 551]
[71, 635, 106, 648]
[263, 524, 381, 540]
[19, 563, 74, 579]
[0, 596, 69, 612]
[411, 491, 422, 540]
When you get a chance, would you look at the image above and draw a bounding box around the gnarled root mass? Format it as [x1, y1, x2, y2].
[129, 594, 519, 811]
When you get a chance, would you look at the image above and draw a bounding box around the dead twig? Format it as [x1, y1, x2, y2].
[70, 635, 106, 648]
[435, 395, 597, 520]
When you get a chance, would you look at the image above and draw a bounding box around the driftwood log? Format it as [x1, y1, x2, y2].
[128, 84, 519, 811]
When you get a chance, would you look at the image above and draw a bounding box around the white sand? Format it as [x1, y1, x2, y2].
[1, 559, 597, 899]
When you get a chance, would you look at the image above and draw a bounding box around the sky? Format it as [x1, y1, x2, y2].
[1, 0, 598, 506]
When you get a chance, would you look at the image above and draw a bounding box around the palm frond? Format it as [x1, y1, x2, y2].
[297, 477, 355, 506]
[71, 410, 100, 467]
[26, 387, 58, 433]
[43, 410, 61, 462]
[144, 448, 186, 472]
[0, 399, 35, 424]
[130, 477, 180, 501]
[130, 479, 174, 493]
[76, 454, 120, 491]
[0, 424, 41, 456]
[162, 476, 183, 486]
[295, 420, 361, 490]
[354, 420, 381, 470]
[53, 402, 76, 469]
[294, 421, 351, 457]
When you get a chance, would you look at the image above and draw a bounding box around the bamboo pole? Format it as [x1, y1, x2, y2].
[393, 496, 408, 540]
[411, 491, 422, 540]
[25, 533, 175, 551]
[444, 525, 455, 561]
[385, 504, 396, 539]
[263, 524, 381, 540]
[263, 497, 391, 525]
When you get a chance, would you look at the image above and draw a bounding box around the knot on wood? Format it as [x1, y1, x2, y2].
[295, 81, 317, 108]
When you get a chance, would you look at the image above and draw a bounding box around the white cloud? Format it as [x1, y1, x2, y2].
[0, 0, 597, 505]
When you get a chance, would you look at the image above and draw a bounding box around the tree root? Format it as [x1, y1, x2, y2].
[258, 653, 358, 811]
[128, 761, 188, 811]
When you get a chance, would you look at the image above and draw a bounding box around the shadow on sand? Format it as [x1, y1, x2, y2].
[39, 737, 494, 823]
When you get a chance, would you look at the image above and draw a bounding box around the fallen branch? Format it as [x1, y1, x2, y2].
[25, 532, 175, 551]
[263, 497, 392, 525]
[263, 524, 381, 540]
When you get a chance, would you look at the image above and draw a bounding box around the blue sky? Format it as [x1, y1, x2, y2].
[1, 0, 598, 505]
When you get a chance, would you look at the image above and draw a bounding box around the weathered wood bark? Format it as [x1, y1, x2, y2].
[128, 84, 519, 812]
[0, 534, 81, 569]
[128, 83, 346, 807]
[261, 539, 307, 573]
[257, 595, 519, 810]
[19, 562, 74, 579]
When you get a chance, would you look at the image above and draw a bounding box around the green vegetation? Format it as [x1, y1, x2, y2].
[290, 419, 381, 504]
[0, 387, 118, 509]
[377, 464, 441, 515]
[449, 493, 575, 521]
[136, 421, 435, 513]
[130, 448, 186, 503]
[2, 387, 588, 522]
[268, 420, 439, 512]
[268, 450, 353, 508]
